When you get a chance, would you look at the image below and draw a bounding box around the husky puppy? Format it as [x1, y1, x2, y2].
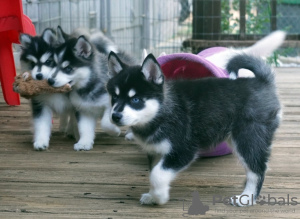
[47, 30, 137, 151]
[106, 52, 281, 206]
[20, 29, 57, 80]
[20, 28, 75, 150]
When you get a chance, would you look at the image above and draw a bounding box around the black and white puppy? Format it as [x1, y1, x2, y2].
[106, 52, 281, 206]
[20, 29, 75, 150]
[20, 29, 57, 80]
[47, 27, 137, 151]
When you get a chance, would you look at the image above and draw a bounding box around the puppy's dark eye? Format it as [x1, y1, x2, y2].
[45, 59, 53, 66]
[64, 66, 73, 73]
[131, 97, 140, 104]
[112, 94, 118, 100]
[30, 61, 35, 69]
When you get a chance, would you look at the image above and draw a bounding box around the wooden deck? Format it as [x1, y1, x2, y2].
[0, 68, 299, 219]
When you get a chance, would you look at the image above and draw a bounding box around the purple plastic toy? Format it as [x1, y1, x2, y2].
[156, 47, 232, 157]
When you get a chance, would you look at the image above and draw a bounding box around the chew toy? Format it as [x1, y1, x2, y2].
[13, 72, 71, 99]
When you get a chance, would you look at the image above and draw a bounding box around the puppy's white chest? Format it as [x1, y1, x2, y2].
[36, 94, 71, 114]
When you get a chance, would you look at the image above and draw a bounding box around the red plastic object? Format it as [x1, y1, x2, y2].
[0, 0, 36, 105]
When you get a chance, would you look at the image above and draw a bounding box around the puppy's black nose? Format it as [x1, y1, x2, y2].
[36, 73, 43, 80]
[48, 78, 55, 86]
[112, 112, 122, 123]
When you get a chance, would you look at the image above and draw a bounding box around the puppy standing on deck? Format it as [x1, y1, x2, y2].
[20, 28, 75, 150]
[106, 52, 281, 206]
[47, 30, 137, 151]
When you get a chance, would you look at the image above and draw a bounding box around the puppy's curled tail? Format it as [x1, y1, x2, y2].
[226, 54, 274, 83]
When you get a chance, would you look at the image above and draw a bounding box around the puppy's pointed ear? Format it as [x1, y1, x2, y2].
[73, 36, 93, 59]
[57, 25, 68, 44]
[159, 52, 167, 57]
[108, 51, 124, 78]
[19, 34, 32, 48]
[142, 49, 148, 60]
[141, 54, 164, 85]
[42, 28, 57, 45]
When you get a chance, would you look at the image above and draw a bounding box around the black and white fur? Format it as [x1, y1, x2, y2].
[106, 52, 281, 206]
[20, 29, 57, 80]
[47, 28, 137, 151]
[20, 29, 75, 150]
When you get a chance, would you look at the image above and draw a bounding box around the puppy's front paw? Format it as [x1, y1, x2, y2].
[140, 191, 169, 205]
[231, 195, 256, 207]
[33, 141, 49, 151]
[140, 193, 156, 205]
[74, 142, 93, 151]
[125, 132, 135, 141]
